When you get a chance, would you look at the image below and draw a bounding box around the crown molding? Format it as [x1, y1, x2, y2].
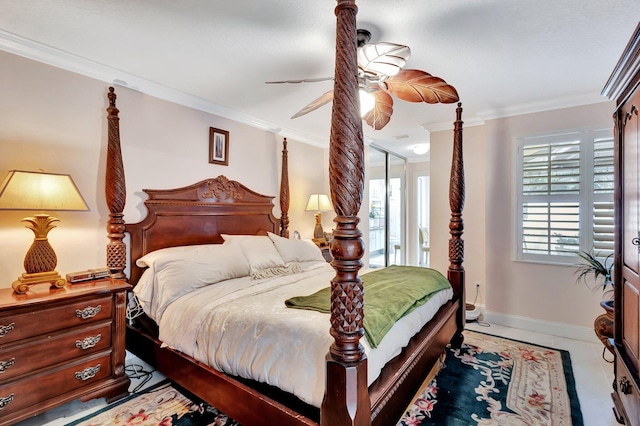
[422, 115, 485, 133]
[476, 92, 609, 121]
[1, 29, 611, 147]
[0, 30, 328, 147]
[423, 92, 609, 132]
[601, 21, 640, 102]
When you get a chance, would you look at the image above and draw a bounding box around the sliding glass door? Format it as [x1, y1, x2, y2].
[416, 175, 430, 266]
[368, 147, 406, 268]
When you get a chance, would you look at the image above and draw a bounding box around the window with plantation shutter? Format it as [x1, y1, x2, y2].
[592, 137, 615, 255]
[516, 129, 614, 263]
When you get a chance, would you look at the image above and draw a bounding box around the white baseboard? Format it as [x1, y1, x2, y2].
[480, 310, 600, 344]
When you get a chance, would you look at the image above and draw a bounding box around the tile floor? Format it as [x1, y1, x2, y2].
[16, 321, 617, 426]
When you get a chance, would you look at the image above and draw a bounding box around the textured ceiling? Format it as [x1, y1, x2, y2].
[1, 1, 638, 158]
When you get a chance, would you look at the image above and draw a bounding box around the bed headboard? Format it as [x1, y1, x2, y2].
[105, 87, 290, 285]
[124, 176, 281, 285]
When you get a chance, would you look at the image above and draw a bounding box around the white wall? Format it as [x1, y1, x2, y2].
[483, 102, 615, 332]
[430, 123, 487, 308]
[285, 140, 334, 239]
[430, 101, 616, 339]
[0, 51, 326, 288]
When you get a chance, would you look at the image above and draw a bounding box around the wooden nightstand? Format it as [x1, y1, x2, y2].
[0, 279, 131, 425]
[311, 238, 332, 263]
[320, 246, 332, 262]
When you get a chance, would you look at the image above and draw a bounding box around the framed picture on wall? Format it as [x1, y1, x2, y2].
[209, 127, 229, 166]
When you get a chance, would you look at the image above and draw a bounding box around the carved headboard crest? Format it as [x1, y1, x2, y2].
[200, 176, 242, 202]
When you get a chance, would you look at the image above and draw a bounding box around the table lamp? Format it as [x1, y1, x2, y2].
[0, 170, 89, 293]
[305, 193, 332, 240]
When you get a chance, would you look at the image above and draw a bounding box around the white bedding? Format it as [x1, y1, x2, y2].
[135, 261, 453, 408]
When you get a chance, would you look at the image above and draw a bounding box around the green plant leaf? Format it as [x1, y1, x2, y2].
[573, 248, 613, 291]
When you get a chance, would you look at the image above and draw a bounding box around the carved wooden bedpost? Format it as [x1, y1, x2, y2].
[448, 103, 465, 348]
[280, 138, 290, 238]
[106, 87, 127, 279]
[321, 1, 370, 425]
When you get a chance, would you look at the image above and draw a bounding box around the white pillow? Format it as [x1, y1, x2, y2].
[133, 242, 250, 321]
[267, 232, 325, 263]
[221, 234, 286, 274]
[134, 242, 244, 272]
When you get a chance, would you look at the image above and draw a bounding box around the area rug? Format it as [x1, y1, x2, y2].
[398, 330, 584, 425]
[65, 380, 239, 426]
[67, 330, 583, 426]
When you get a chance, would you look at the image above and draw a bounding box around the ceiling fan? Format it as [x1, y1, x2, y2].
[266, 29, 459, 130]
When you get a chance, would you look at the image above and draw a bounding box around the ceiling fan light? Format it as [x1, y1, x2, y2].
[359, 89, 376, 117]
[412, 144, 430, 155]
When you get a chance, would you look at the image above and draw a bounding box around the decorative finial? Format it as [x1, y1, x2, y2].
[108, 87, 117, 109]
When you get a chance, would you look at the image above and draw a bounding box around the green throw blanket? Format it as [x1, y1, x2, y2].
[285, 265, 451, 348]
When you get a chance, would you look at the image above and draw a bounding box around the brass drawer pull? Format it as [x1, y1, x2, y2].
[76, 305, 101, 319]
[0, 358, 15, 373]
[76, 334, 101, 350]
[0, 393, 14, 410]
[0, 323, 14, 338]
[75, 364, 100, 381]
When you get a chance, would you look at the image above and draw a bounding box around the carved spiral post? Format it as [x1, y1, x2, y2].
[321, 1, 370, 425]
[105, 87, 127, 279]
[280, 138, 290, 238]
[448, 103, 465, 348]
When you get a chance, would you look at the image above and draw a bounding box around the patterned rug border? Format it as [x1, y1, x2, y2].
[460, 329, 584, 426]
[64, 379, 175, 426]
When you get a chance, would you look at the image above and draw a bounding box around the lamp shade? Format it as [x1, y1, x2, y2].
[0, 170, 89, 211]
[305, 193, 332, 212]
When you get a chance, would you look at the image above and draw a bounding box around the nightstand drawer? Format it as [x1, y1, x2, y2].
[0, 351, 112, 418]
[0, 295, 112, 345]
[0, 322, 112, 381]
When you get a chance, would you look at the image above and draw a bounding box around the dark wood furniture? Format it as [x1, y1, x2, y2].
[104, 2, 465, 424]
[320, 246, 332, 262]
[603, 21, 640, 426]
[311, 239, 332, 262]
[0, 279, 130, 425]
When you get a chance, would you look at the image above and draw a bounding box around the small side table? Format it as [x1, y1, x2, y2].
[320, 246, 332, 263]
[312, 238, 332, 263]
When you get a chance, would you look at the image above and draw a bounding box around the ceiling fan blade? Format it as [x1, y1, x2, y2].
[357, 42, 411, 78]
[266, 77, 334, 84]
[363, 90, 393, 130]
[291, 90, 334, 119]
[384, 69, 459, 104]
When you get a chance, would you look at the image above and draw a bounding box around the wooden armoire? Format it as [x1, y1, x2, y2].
[603, 22, 640, 426]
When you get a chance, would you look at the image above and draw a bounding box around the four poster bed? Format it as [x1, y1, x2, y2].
[103, 2, 465, 425]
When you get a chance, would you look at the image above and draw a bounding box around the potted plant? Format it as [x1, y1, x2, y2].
[574, 248, 614, 353]
[574, 248, 614, 298]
